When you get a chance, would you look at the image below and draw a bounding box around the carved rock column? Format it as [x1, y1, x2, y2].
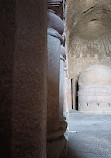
[0, 1, 47, 158]
[0, 1, 15, 157]
[47, 28, 61, 133]
[64, 77, 72, 112]
[47, 10, 65, 134]
[59, 46, 66, 120]
[1, 1, 47, 158]
[47, 7, 67, 158]
[12, 1, 47, 158]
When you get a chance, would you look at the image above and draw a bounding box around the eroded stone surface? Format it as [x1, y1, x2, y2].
[11, 1, 47, 158]
[66, 0, 111, 79]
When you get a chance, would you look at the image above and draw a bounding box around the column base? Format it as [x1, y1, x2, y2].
[47, 120, 67, 141]
[47, 121, 67, 158]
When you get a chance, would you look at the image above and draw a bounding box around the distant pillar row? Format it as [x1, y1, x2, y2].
[60, 45, 66, 121]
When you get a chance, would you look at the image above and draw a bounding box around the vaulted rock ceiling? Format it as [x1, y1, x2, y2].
[66, 0, 111, 78]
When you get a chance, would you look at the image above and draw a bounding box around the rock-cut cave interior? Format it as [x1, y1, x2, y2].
[0, 0, 111, 158]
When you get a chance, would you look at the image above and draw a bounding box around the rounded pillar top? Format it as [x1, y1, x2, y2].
[79, 64, 111, 86]
[47, 11, 64, 35]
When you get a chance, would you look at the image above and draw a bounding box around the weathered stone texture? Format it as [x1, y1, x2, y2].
[0, 0, 47, 158]
[12, 1, 47, 157]
[0, 1, 15, 157]
[66, 0, 111, 79]
[68, 54, 111, 79]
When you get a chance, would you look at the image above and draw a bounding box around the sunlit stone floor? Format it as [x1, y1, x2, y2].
[66, 110, 111, 158]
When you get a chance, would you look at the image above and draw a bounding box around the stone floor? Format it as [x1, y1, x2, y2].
[66, 110, 111, 158]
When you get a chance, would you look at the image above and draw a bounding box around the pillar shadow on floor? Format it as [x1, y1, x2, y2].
[67, 144, 80, 158]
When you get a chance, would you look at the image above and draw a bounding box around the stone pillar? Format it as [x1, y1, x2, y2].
[0, 1, 16, 157]
[59, 46, 66, 120]
[47, 29, 61, 133]
[47, 10, 64, 133]
[59, 56, 65, 119]
[72, 78, 78, 110]
[61, 58, 72, 114]
[47, 9, 67, 158]
[64, 77, 72, 112]
[0, 1, 47, 158]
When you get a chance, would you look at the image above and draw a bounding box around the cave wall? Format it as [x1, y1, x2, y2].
[66, 0, 111, 79]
